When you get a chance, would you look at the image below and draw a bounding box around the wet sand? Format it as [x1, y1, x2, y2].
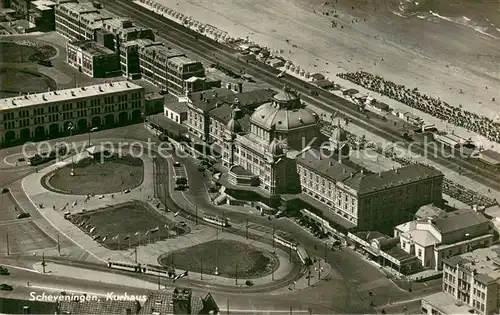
[153, 0, 500, 119]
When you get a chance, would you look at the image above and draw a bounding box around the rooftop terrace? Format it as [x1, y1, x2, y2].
[0, 81, 143, 111]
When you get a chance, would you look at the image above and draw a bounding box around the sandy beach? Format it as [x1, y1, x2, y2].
[151, 0, 500, 120]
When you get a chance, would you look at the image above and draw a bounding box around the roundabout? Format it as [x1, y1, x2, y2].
[158, 240, 280, 279]
[42, 155, 144, 195]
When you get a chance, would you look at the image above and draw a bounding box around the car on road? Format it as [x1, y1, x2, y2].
[123, 189, 131, 194]
[37, 59, 53, 67]
[0, 284, 13, 291]
[0, 267, 9, 275]
[179, 221, 187, 227]
[16, 212, 31, 219]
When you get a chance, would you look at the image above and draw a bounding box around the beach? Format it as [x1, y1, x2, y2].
[151, 0, 500, 120]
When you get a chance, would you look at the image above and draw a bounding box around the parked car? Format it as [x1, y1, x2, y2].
[0, 284, 13, 291]
[173, 161, 181, 167]
[179, 221, 187, 227]
[17, 213, 31, 219]
[0, 267, 9, 275]
[37, 59, 53, 67]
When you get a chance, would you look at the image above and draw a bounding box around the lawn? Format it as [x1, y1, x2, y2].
[0, 41, 56, 63]
[68, 201, 187, 250]
[0, 68, 57, 99]
[158, 240, 279, 278]
[46, 156, 144, 195]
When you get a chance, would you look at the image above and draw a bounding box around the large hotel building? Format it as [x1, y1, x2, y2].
[0, 81, 144, 145]
[186, 86, 444, 234]
[54, 1, 212, 95]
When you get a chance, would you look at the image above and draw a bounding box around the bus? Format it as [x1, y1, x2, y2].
[274, 232, 298, 251]
[203, 215, 230, 227]
[296, 245, 310, 265]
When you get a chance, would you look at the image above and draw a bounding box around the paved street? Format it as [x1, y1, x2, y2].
[0, 125, 441, 312]
[0, 260, 330, 314]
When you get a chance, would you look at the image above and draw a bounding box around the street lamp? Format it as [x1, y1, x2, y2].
[67, 122, 75, 176]
[88, 127, 98, 147]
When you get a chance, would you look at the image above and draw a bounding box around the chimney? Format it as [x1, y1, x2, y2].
[237, 82, 243, 93]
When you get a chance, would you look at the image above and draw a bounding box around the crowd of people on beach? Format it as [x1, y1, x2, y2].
[337, 71, 500, 144]
[319, 118, 496, 207]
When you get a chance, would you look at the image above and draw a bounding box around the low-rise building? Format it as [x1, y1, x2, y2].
[477, 149, 500, 166]
[29, 0, 56, 31]
[394, 208, 493, 270]
[164, 102, 187, 124]
[0, 81, 144, 145]
[66, 40, 120, 78]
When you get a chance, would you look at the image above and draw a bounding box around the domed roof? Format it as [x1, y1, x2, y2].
[331, 127, 347, 142]
[273, 89, 298, 103]
[250, 103, 319, 131]
[268, 138, 283, 156]
[227, 118, 242, 134]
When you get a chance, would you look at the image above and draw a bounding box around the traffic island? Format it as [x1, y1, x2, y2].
[158, 239, 279, 279]
[42, 156, 144, 195]
[67, 201, 189, 250]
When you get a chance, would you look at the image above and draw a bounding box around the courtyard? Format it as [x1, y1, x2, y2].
[44, 156, 144, 195]
[68, 201, 187, 250]
[158, 240, 279, 278]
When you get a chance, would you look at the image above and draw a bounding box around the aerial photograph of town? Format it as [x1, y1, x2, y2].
[0, 0, 499, 313]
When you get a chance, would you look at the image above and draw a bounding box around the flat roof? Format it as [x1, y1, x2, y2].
[164, 102, 187, 114]
[444, 245, 500, 285]
[0, 81, 143, 111]
[423, 292, 473, 314]
[58, 2, 97, 14]
[169, 56, 198, 66]
[68, 40, 114, 56]
[31, 0, 56, 6]
[479, 149, 500, 164]
[140, 44, 184, 60]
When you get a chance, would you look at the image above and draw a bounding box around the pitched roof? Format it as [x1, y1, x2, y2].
[164, 102, 187, 113]
[404, 229, 439, 247]
[58, 299, 140, 315]
[415, 204, 446, 219]
[344, 163, 443, 195]
[432, 209, 489, 234]
[189, 88, 275, 112]
[138, 292, 204, 315]
[296, 148, 361, 182]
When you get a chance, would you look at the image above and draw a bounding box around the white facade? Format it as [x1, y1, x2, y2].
[395, 209, 493, 270]
[55, 2, 113, 40]
[441, 246, 500, 315]
[0, 81, 145, 145]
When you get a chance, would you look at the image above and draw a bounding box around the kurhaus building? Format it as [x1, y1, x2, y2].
[189, 86, 444, 234]
[0, 81, 144, 145]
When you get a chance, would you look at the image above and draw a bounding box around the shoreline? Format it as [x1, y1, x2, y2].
[152, 0, 500, 121]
